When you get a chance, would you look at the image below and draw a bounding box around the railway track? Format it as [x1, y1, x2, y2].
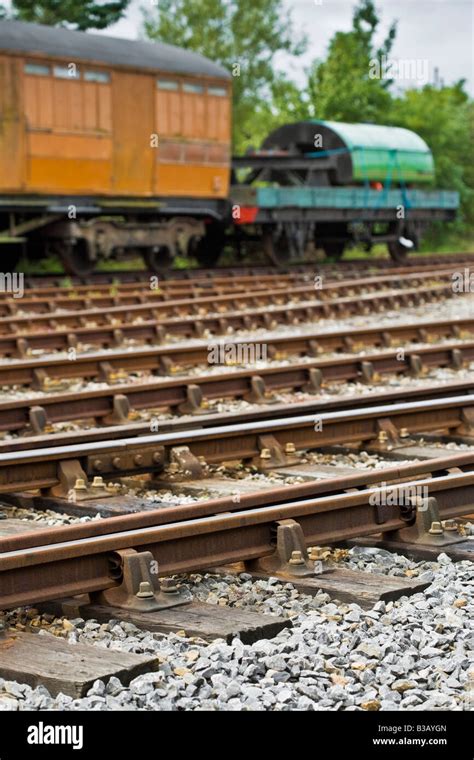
[0, 394, 473, 494]
[9, 258, 472, 302]
[20, 251, 474, 288]
[0, 256, 473, 709]
[0, 283, 459, 344]
[2, 305, 474, 359]
[1, 448, 474, 609]
[1, 340, 474, 432]
[0, 268, 463, 318]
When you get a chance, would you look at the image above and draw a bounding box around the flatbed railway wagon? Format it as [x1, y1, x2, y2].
[0, 20, 459, 273]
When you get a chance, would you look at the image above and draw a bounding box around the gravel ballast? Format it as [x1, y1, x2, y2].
[1, 548, 472, 712]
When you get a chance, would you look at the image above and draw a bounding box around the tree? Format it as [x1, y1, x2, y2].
[9, 0, 130, 31]
[308, 0, 396, 122]
[143, 0, 307, 151]
[389, 81, 474, 226]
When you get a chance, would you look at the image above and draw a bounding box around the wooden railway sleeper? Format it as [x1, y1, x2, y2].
[92, 549, 190, 612]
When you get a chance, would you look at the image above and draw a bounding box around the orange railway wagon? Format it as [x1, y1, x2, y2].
[0, 20, 232, 273]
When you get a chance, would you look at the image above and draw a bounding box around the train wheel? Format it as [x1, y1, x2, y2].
[262, 228, 291, 267]
[60, 239, 95, 276]
[387, 240, 409, 263]
[143, 246, 173, 274]
[0, 245, 22, 272]
[322, 241, 345, 261]
[191, 224, 224, 268]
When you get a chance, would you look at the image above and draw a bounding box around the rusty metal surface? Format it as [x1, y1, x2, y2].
[0, 377, 470, 453]
[0, 464, 473, 608]
[3, 449, 474, 552]
[0, 271, 460, 331]
[17, 253, 474, 291]
[0, 331, 474, 388]
[0, 310, 473, 359]
[0, 395, 472, 493]
[1, 258, 467, 305]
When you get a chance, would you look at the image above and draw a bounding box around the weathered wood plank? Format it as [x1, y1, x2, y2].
[48, 599, 291, 645]
[0, 630, 157, 697]
[248, 567, 429, 609]
[348, 537, 474, 563]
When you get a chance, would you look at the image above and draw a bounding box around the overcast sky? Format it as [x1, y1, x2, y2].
[5, 0, 472, 93]
[101, 0, 473, 95]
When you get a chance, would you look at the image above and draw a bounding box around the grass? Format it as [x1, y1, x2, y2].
[17, 232, 474, 275]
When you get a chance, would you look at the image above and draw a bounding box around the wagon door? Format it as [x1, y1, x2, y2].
[111, 71, 154, 195]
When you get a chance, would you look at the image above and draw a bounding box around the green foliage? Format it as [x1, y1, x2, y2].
[9, 0, 130, 30]
[143, 0, 307, 152]
[308, 0, 396, 122]
[389, 83, 474, 226]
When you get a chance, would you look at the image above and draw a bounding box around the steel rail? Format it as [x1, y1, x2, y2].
[1, 313, 473, 359]
[7, 259, 470, 302]
[3, 450, 474, 552]
[0, 377, 471, 453]
[20, 252, 474, 289]
[0, 284, 457, 347]
[0, 395, 472, 493]
[0, 269, 461, 321]
[0, 380, 468, 456]
[1, 341, 474, 429]
[0, 466, 473, 609]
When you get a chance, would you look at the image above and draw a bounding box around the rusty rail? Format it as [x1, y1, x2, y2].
[7, 258, 471, 302]
[0, 284, 460, 354]
[0, 332, 473, 390]
[2, 313, 473, 359]
[18, 252, 474, 290]
[0, 395, 472, 493]
[0, 377, 471, 453]
[0, 269, 461, 323]
[0, 454, 473, 608]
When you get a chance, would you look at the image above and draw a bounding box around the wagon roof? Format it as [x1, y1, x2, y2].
[0, 19, 230, 80]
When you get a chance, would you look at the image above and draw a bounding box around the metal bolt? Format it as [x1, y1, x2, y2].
[93, 458, 103, 471]
[73, 478, 87, 491]
[429, 521, 444, 535]
[168, 462, 180, 474]
[91, 476, 105, 488]
[152, 451, 162, 464]
[136, 582, 154, 599]
[307, 546, 320, 561]
[161, 578, 179, 593]
[134, 454, 144, 466]
[260, 448, 271, 460]
[442, 519, 458, 532]
[288, 550, 305, 566]
[377, 430, 388, 443]
[285, 442, 296, 454]
[112, 457, 122, 469]
[197, 456, 207, 465]
[399, 427, 410, 438]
